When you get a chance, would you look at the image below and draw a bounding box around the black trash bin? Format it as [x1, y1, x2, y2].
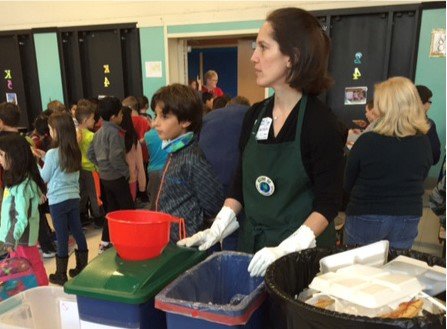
[265, 247, 446, 329]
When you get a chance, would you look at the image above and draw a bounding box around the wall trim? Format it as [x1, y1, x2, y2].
[167, 29, 260, 39]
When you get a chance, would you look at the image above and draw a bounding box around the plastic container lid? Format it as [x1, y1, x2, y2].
[309, 264, 424, 309]
[64, 244, 206, 304]
[0, 286, 78, 329]
[383, 255, 446, 296]
[319, 240, 389, 273]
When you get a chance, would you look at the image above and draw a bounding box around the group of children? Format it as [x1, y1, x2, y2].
[0, 82, 228, 288]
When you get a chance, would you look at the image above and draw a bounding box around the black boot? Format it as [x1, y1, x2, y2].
[49, 256, 69, 285]
[69, 249, 89, 278]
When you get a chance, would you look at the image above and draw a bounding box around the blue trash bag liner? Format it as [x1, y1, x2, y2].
[155, 251, 266, 326]
[265, 247, 446, 329]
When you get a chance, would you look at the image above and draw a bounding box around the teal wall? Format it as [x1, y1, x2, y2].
[140, 27, 166, 100]
[415, 8, 446, 183]
[33, 33, 64, 109]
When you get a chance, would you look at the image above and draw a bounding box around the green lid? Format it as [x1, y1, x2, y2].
[64, 244, 206, 304]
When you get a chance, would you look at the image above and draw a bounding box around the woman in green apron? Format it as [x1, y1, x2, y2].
[178, 7, 346, 277]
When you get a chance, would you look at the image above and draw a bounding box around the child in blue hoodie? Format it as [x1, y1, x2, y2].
[39, 112, 88, 285]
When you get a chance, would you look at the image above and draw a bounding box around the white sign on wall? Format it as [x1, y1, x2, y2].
[430, 28, 446, 58]
[145, 61, 163, 78]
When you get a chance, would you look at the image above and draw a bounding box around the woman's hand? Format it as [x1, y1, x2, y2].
[177, 206, 239, 250]
[352, 119, 367, 128]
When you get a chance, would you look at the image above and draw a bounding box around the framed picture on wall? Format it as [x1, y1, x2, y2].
[430, 28, 446, 58]
[344, 86, 367, 105]
[5, 93, 17, 105]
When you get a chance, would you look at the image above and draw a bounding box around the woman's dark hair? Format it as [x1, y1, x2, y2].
[48, 112, 81, 173]
[266, 7, 332, 94]
[0, 134, 47, 194]
[120, 106, 138, 153]
[153, 84, 203, 134]
[415, 85, 433, 104]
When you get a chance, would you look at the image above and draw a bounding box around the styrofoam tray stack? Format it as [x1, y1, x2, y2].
[309, 264, 424, 309]
[319, 240, 389, 274]
[383, 255, 446, 296]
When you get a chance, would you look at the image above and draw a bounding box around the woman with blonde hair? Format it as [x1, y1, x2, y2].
[344, 76, 432, 249]
[201, 70, 224, 97]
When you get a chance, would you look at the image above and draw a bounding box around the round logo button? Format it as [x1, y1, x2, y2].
[255, 176, 275, 196]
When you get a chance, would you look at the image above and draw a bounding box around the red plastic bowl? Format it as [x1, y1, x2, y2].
[107, 210, 178, 261]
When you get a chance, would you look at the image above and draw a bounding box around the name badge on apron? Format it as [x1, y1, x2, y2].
[255, 175, 275, 196]
[255, 117, 272, 140]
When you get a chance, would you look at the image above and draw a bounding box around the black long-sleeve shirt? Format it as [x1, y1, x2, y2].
[228, 96, 347, 223]
[427, 118, 441, 165]
[344, 132, 433, 216]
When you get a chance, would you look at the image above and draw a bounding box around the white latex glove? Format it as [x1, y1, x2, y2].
[177, 206, 239, 250]
[247, 224, 316, 277]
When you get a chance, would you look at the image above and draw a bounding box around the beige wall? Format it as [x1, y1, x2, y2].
[0, 1, 425, 31]
[238, 40, 264, 105]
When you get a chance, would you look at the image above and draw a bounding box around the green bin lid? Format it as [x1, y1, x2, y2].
[64, 244, 206, 304]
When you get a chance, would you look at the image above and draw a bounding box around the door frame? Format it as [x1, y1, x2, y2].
[166, 28, 270, 99]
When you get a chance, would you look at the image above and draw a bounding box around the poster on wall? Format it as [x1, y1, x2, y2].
[344, 86, 367, 105]
[430, 28, 446, 58]
[145, 61, 162, 78]
[5, 92, 17, 104]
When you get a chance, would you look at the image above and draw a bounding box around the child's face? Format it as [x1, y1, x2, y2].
[84, 113, 95, 130]
[111, 110, 123, 125]
[48, 125, 57, 140]
[0, 150, 9, 170]
[152, 104, 191, 141]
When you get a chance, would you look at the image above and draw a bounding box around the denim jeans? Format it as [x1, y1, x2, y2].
[49, 198, 88, 257]
[344, 214, 420, 249]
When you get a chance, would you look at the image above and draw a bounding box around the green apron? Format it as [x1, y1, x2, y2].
[238, 95, 335, 253]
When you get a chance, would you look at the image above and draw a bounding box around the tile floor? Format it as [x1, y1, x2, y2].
[43, 220, 102, 279]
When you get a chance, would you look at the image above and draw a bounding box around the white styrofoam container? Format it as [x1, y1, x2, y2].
[0, 286, 80, 329]
[319, 240, 389, 273]
[309, 264, 424, 309]
[383, 256, 446, 296]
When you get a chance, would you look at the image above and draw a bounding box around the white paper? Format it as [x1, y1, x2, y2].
[145, 61, 163, 78]
[59, 299, 81, 329]
[430, 28, 446, 58]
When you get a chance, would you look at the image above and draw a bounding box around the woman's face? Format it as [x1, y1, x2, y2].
[206, 75, 218, 89]
[251, 22, 291, 89]
[152, 103, 190, 141]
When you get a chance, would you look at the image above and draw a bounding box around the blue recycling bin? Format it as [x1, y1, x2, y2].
[155, 251, 266, 328]
[64, 245, 206, 329]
